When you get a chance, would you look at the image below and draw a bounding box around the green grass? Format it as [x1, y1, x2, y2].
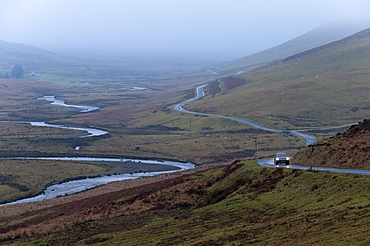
[0, 122, 83, 138]
[0, 159, 112, 204]
[214, 23, 363, 74]
[5, 161, 370, 245]
[64, 161, 370, 245]
[0, 75, 336, 167]
[186, 32, 370, 129]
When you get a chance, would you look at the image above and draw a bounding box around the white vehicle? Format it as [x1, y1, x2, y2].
[274, 153, 290, 166]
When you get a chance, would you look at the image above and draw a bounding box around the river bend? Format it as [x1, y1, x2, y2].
[0, 96, 195, 205]
[3, 157, 195, 205]
[0, 88, 357, 205]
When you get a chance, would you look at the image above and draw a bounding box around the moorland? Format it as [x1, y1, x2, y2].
[2, 155, 370, 245]
[0, 24, 370, 244]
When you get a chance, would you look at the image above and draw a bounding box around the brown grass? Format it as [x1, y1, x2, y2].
[2, 161, 370, 245]
[0, 163, 224, 242]
[294, 119, 370, 169]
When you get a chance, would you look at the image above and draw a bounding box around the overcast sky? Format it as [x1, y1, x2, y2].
[1, 0, 370, 60]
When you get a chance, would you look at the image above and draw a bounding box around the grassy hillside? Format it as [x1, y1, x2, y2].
[2, 160, 370, 245]
[0, 40, 55, 62]
[294, 118, 370, 169]
[214, 22, 368, 75]
[186, 27, 370, 130]
[0, 40, 68, 76]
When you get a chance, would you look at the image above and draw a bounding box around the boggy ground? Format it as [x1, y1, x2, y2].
[2, 160, 370, 245]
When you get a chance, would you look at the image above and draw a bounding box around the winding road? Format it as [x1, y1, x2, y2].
[256, 159, 370, 175]
[1, 87, 361, 205]
[173, 84, 318, 145]
[173, 84, 368, 175]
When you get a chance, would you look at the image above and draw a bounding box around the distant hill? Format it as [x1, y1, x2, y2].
[186, 26, 370, 129]
[213, 22, 370, 75]
[0, 40, 52, 57]
[0, 40, 58, 66]
[294, 119, 370, 169]
[0, 40, 220, 81]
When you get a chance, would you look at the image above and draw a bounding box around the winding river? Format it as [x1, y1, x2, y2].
[4, 158, 195, 205]
[0, 96, 107, 138]
[0, 86, 359, 205]
[37, 96, 100, 112]
[0, 96, 195, 205]
[0, 121, 108, 138]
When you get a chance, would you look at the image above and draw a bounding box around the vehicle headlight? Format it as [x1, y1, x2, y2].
[275, 157, 279, 161]
[286, 157, 290, 160]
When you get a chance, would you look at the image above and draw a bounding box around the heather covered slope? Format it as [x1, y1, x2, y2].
[294, 119, 370, 169]
[2, 161, 370, 245]
[187, 27, 370, 129]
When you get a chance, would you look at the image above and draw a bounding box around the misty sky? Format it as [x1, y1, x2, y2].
[1, 0, 370, 60]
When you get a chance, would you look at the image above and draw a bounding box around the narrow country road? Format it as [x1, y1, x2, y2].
[173, 84, 367, 175]
[173, 84, 317, 145]
[256, 159, 370, 175]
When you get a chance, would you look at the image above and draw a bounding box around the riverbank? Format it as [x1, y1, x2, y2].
[96, 160, 181, 175]
[0, 161, 224, 216]
[0, 158, 194, 205]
